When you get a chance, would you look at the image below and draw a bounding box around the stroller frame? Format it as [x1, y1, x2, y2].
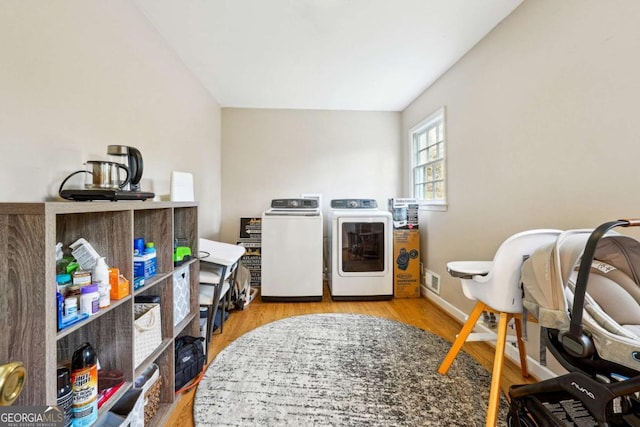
[509, 219, 640, 427]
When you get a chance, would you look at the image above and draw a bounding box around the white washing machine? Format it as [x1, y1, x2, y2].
[261, 198, 323, 302]
[327, 199, 393, 300]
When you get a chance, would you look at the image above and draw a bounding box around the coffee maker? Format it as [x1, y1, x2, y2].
[59, 145, 155, 201]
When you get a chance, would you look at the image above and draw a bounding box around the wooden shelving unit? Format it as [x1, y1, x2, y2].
[0, 201, 199, 425]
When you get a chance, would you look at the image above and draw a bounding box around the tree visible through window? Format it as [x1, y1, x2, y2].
[411, 107, 446, 206]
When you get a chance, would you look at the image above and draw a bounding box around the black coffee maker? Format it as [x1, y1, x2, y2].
[59, 145, 155, 201]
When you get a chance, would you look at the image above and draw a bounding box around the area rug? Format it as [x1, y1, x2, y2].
[193, 313, 508, 426]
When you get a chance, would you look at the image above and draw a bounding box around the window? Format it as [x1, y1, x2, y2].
[410, 107, 446, 208]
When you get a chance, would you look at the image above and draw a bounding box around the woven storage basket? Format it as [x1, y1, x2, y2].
[134, 303, 162, 368]
[134, 363, 161, 425]
[144, 373, 162, 424]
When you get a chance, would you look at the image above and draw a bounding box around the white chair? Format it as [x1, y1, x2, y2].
[198, 238, 246, 358]
[438, 229, 562, 427]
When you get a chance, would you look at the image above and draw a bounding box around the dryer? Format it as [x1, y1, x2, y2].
[328, 199, 393, 300]
[261, 198, 323, 302]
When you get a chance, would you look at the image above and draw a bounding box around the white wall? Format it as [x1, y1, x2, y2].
[403, 0, 640, 371]
[220, 108, 401, 243]
[0, 1, 222, 238]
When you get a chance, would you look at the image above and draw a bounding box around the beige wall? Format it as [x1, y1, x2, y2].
[0, 1, 222, 238]
[403, 0, 640, 372]
[220, 108, 401, 243]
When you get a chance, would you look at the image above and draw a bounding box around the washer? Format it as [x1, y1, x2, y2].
[328, 199, 393, 300]
[261, 198, 323, 302]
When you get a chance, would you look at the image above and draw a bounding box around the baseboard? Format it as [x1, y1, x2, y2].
[420, 285, 557, 381]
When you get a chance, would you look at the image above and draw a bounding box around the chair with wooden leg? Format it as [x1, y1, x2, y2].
[438, 229, 562, 427]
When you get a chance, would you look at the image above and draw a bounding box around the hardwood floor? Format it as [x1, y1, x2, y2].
[165, 288, 538, 426]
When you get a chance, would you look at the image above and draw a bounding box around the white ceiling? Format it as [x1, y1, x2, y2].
[134, 0, 522, 111]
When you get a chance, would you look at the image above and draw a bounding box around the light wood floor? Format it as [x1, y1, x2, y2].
[165, 288, 538, 426]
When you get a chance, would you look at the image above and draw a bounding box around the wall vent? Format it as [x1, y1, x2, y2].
[425, 270, 441, 295]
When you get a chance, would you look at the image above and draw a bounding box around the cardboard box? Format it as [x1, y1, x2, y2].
[388, 198, 419, 229]
[109, 268, 130, 300]
[237, 244, 261, 286]
[239, 217, 262, 240]
[393, 229, 421, 298]
[238, 217, 262, 286]
[134, 252, 156, 280]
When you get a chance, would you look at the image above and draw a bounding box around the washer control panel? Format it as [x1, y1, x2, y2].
[270, 198, 318, 209]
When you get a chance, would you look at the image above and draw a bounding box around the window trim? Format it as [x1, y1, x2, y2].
[409, 107, 447, 211]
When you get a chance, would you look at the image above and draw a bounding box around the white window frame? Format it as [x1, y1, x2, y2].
[409, 107, 447, 210]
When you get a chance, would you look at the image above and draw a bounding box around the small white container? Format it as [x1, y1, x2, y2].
[80, 285, 100, 316]
[92, 257, 111, 308]
[64, 297, 78, 318]
[97, 283, 110, 308]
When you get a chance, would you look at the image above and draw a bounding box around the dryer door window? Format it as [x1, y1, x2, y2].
[339, 220, 385, 273]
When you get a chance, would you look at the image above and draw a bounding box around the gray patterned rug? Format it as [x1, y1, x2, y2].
[193, 313, 508, 426]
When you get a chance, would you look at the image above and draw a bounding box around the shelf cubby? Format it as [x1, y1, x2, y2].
[0, 201, 199, 426]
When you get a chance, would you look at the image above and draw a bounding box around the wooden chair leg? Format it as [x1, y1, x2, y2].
[438, 302, 487, 375]
[514, 316, 529, 378]
[440, 306, 531, 426]
[485, 312, 509, 427]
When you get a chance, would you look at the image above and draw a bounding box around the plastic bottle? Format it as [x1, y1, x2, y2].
[56, 242, 64, 262]
[71, 343, 98, 427]
[56, 273, 72, 295]
[92, 257, 110, 308]
[133, 237, 145, 256]
[56, 242, 67, 273]
[57, 366, 73, 427]
[80, 285, 99, 316]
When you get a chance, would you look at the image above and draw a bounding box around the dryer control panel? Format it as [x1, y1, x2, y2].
[330, 199, 378, 209]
